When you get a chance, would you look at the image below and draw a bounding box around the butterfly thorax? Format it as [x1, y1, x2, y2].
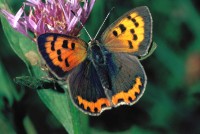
[89, 40, 106, 65]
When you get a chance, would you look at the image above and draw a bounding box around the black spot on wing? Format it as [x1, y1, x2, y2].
[113, 30, 118, 37]
[51, 41, 55, 51]
[62, 40, 68, 48]
[135, 22, 139, 27]
[128, 17, 139, 28]
[127, 15, 131, 19]
[119, 24, 126, 33]
[117, 98, 124, 103]
[57, 49, 61, 55]
[94, 107, 98, 113]
[131, 18, 136, 23]
[128, 97, 133, 102]
[71, 43, 75, 50]
[65, 58, 70, 67]
[128, 40, 133, 49]
[130, 29, 135, 34]
[87, 107, 90, 111]
[101, 104, 107, 108]
[79, 103, 84, 109]
[133, 34, 138, 40]
[50, 35, 57, 51]
[58, 56, 63, 62]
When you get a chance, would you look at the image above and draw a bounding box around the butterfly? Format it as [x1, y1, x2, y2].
[37, 6, 152, 116]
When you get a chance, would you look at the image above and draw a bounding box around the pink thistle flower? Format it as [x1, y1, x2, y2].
[0, 0, 95, 41]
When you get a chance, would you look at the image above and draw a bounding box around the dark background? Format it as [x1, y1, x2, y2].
[1, 0, 200, 133]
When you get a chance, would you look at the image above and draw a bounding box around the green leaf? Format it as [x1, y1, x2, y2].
[37, 87, 88, 134]
[0, 60, 20, 105]
[0, 61, 18, 134]
[14, 75, 89, 134]
[23, 116, 37, 134]
[14, 75, 90, 133]
[0, 113, 16, 134]
[1, 18, 36, 64]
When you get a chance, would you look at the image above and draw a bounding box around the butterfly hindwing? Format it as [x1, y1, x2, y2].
[102, 6, 152, 56]
[68, 60, 111, 116]
[106, 53, 146, 106]
[37, 33, 87, 78]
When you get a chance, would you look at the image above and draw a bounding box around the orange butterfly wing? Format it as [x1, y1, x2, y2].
[37, 33, 87, 78]
[101, 6, 152, 56]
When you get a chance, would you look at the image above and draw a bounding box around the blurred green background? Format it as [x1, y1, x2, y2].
[1, 0, 200, 133]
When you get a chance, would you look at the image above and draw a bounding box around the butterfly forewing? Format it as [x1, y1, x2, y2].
[101, 6, 152, 56]
[37, 33, 87, 78]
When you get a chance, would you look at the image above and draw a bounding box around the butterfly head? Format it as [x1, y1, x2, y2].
[87, 39, 106, 65]
[88, 39, 100, 46]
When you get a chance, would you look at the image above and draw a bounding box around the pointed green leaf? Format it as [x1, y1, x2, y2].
[0, 113, 16, 134]
[37, 87, 88, 134]
[0, 60, 20, 105]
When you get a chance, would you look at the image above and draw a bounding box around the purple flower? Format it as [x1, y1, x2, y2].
[0, 0, 95, 41]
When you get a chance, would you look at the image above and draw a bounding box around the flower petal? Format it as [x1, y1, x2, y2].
[13, 7, 24, 28]
[68, 8, 82, 32]
[1, 0, 96, 37]
[26, 0, 41, 6]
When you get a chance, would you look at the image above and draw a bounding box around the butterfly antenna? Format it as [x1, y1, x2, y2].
[94, 7, 115, 40]
[71, 10, 92, 40]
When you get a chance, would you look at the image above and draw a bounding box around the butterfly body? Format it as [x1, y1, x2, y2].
[37, 6, 152, 115]
[89, 41, 112, 90]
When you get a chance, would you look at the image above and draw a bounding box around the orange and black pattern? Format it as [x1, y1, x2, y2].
[37, 33, 87, 78]
[37, 6, 152, 116]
